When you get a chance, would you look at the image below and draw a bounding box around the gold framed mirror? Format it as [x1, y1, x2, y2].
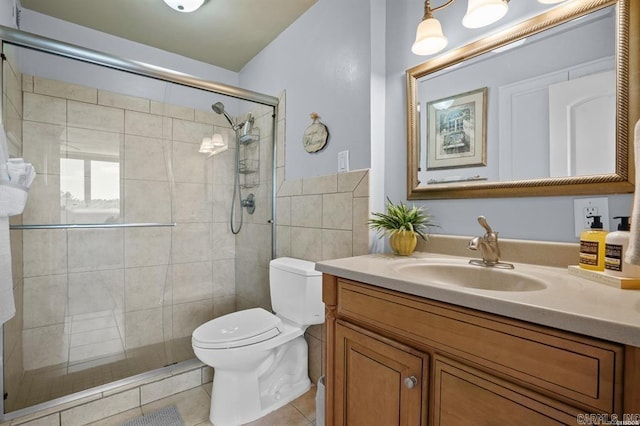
[406, 0, 638, 200]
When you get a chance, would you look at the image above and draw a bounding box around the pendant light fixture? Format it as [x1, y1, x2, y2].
[412, 1, 449, 55]
[412, 0, 569, 56]
[163, 0, 205, 13]
[412, 0, 510, 56]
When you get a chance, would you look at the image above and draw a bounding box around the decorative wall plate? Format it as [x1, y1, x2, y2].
[303, 112, 329, 153]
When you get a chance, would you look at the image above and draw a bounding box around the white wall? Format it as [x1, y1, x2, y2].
[8, 0, 634, 243]
[385, 0, 632, 243]
[9, 9, 249, 121]
[369, 0, 387, 252]
[0, 0, 18, 28]
[239, 0, 372, 180]
[18, 9, 240, 97]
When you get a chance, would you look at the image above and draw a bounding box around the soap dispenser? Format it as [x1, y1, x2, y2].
[604, 216, 640, 278]
[579, 215, 608, 271]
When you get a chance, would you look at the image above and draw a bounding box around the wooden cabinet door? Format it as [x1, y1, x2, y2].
[334, 322, 427, 426]
[433, 356, 576, 425]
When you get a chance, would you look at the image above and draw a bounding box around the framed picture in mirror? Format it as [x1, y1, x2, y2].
[426, 87, 487, 170]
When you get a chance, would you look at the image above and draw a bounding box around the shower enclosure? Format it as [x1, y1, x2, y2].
[0, 26, 277, 417]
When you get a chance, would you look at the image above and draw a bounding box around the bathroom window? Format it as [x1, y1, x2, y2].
[61, 157, 121, 223]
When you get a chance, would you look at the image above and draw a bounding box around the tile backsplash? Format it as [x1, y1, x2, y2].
[275, 170, 370, 262]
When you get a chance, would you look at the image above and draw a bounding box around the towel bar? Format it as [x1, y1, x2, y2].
[9, 222, 177, 230]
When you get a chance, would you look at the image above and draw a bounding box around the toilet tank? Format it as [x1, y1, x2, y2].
[270, 257, 324, 326]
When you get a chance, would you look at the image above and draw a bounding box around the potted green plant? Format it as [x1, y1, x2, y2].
[368, 198, 435, 256]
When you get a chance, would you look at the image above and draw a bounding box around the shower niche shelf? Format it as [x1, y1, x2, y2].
[240, 127, 260, 188]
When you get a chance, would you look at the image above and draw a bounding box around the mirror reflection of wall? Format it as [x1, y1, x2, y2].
[417, 6, 615, 186]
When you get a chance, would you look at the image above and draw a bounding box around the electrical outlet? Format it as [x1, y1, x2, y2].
[574, 198, 609, 237]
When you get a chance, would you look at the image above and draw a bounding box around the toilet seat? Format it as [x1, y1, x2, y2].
[192, 308, 282, 349]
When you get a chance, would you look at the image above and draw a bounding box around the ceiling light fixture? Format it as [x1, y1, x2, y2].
[412, 0, 509, 56]
[163, 0, 205, 13]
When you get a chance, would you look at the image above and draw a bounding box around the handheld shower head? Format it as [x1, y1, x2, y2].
[211, 102, 236, 129]
[211, 102, 225, 115]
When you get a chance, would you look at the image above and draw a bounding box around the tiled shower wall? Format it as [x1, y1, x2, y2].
[3, 43, 25, 413]
[234, 102, 276, 312]
[11, 75, 243, 378]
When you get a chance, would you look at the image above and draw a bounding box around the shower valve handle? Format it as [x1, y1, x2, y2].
[242, 193, 256, 215]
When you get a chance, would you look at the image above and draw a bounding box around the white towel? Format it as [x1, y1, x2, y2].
[0, 119, 36, 325]
[625, 119, 640, 265]
[0, 120, 7, 174]
[0, 216, 15, 324]
[7, 158, 35, 187]
[0, 180, 31, 217]
[0, 158, 35, 217]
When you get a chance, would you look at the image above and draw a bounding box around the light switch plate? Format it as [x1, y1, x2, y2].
[338, 150, 349, 173]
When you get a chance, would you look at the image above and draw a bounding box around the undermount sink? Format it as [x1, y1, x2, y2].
[394, 261, 547, 292]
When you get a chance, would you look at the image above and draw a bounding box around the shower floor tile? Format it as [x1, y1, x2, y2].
[4, 337, 194, 413]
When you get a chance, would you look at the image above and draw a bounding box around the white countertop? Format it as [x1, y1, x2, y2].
[315, 252, 640, 347]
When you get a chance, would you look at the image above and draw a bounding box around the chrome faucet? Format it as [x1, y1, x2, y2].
[467, 216, 514, 269]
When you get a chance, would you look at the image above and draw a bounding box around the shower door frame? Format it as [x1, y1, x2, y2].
[0, 24, 279, 420]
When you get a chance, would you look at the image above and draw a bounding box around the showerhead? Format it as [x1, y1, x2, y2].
[211, 102, 236, 129]
[211, 102, 224, 115]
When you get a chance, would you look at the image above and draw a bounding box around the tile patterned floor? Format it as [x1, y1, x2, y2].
[89, 384, 317, 426]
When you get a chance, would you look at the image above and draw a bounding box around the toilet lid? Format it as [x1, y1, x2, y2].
[192, 308, 282, 349]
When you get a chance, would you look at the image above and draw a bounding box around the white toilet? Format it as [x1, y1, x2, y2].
[192, 257, 324, 426]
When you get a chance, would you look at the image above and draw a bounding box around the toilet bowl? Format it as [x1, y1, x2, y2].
[192, 257, 324, 426]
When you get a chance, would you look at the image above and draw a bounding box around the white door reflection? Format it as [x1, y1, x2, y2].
[548, 70, 616, 177]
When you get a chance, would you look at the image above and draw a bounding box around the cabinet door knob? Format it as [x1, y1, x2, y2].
[404, 376, 418, 389]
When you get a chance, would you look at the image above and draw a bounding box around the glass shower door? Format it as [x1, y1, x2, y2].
[2, 40, 276, 414]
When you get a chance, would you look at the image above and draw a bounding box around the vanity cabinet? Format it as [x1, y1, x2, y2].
[334, 322, 427, 425]
[323, 274, 639, 425]
[433, 356, 573, 425]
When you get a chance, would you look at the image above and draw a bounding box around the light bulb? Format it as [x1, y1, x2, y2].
[163, 0, 205, 13]
[412, 17, 448, 56]
[462, 0, 509, 29]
